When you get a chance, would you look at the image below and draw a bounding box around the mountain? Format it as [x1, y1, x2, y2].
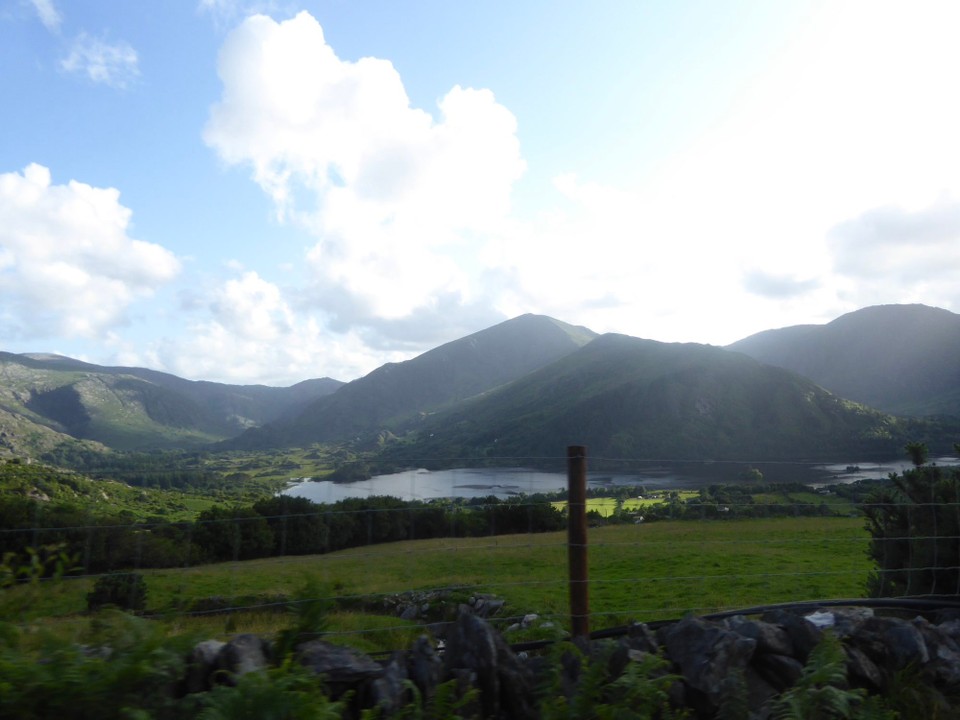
[226, 314, 598, 449]
[726, 304, 960, 417]
[377, 333, 926, 463]
[0, 353, 343, 452]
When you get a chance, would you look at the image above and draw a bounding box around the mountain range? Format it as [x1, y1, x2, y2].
[1, 304, 958, 463]
[0, 352, 341, 455]
[727, 304, 960, 417]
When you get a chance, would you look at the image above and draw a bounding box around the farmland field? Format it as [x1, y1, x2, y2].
[4, 515, 871, 653]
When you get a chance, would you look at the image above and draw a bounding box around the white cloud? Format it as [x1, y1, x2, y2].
[61, 33, 140, 88]
[29, 0, 61, 33]
[191, 2, 960, 381]
[205, 11, 524, 341]
[827, 198, 960, 308]
[159, 271, 405, 384]
[0, 164, 181, 340]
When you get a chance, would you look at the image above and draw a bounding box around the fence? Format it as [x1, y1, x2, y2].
[2, 448, 957, 652]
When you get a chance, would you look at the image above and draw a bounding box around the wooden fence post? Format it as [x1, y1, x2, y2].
[567, 445, 589, 639]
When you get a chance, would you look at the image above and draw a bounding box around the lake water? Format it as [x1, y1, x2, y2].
[281, 457, 951, 503]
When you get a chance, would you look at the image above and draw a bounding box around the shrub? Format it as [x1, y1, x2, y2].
[87, 572, 148, 612]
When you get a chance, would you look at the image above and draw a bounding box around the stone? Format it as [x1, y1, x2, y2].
[444, 606, 536, 719]
[184, 639, 225, 693]
[298, 639, 384, 686]
[408, 635, 442, 700]
[761, 608, 822, 662]
[216, 634, 271, 683]
[444, 608, 500, 717]
[830, 606, 874, 638]
[659, 616, 757, 708]
[754, 652, 804, 691]
[727, 615, 794, 656]
[369, 653, 408, 715]
[844, 645, 883, 690]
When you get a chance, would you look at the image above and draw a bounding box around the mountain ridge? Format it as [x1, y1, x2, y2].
[727, 303, 960, 417]
[2, 303, 959, 462]
[224, 313, 598, 449]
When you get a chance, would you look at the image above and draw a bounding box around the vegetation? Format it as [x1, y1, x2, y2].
[863, 443, 960, 597]
[770, 631, 896, 719]
[87, 572, 148, 612]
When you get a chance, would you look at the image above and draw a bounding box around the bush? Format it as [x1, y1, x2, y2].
[87, 572, 148, 612]
[863, 463, 960, 597]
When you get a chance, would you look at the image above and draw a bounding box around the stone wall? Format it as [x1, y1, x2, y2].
[184, 603, 960, 718]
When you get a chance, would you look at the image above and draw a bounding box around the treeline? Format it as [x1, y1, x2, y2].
[0, 491, 565, 575]
[40, 446, 220, 490]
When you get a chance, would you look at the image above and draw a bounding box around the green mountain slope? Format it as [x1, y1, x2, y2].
[726, 304, 960, 417]
[382, 333, 923, 462]
[227, 314, 598, 449]
[0, 353, 343, 451]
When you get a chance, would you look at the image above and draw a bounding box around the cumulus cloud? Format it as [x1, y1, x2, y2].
[29, 0, 61, 33]
[159, 271, 407, 384]
[204, 11, 525, 345]
[829, 200, 960, 276]
[743, 271, 819, 300]
[0, 164, 180, 339]
[61, 32, 139, 88]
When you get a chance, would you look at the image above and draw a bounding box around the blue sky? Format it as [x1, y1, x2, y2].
[3, 1, 960, 385]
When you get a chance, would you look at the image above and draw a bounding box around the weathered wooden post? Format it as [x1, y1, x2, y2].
[567, 445, 589, 639]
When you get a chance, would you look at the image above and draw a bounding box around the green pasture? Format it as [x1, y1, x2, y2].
[3, 516, 871, 653]
[552, 491, 700, 517]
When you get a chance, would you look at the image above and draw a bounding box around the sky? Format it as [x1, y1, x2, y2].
[2, 0, 960, 386]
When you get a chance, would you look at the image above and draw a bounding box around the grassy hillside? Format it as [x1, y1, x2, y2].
[0, 353, 342, 452]
[4, 516, 870, 653]
[382, 333, 925, 464]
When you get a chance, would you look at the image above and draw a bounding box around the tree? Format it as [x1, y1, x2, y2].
[863, 444, 960, 597]
[905, 441, 929, 467]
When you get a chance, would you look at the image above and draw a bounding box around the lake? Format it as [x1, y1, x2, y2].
[281, 456, 943, 503]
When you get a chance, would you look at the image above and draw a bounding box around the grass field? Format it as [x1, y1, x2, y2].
[3, 516, 872, 653]
[552, 491, 701, 517]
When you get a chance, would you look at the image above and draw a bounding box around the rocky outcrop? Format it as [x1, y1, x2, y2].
[181, 604, 960, 718]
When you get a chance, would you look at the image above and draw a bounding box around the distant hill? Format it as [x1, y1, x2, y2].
[226, 314, 597, 449]
[727, 304, 960, 417]
[378, 333, 926, 463]
[0, 353, 343, 452]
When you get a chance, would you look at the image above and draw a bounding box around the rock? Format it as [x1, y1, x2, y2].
[845, 645, 883, 690]
[659, 615, 757, 709]
[830, 606, 874, 637]
[369, 653, 408, 715]
[911, 616, 960, 685]
[216, 634, 271, 683]
[444, 608, 500, 717]
[298, 639, 384, 687]
[761, 608, 822, 662]
[727, 615, 794, 656]
[184, 639, 225, 693]
[408, 635, 442, 700]
[625, 622, 659, 654]
[444, 606, 536, 719]
[754, 652, 804, 691]
[521, 613, 539, 628]
[868, 616, 930, 669]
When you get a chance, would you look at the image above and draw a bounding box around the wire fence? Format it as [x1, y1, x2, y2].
[2, 451, 958, 650]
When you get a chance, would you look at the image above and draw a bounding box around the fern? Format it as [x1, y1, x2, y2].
[538, 640, 686, 720]
[770, 632, 897, 720]
[189, 657, 345, 720]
